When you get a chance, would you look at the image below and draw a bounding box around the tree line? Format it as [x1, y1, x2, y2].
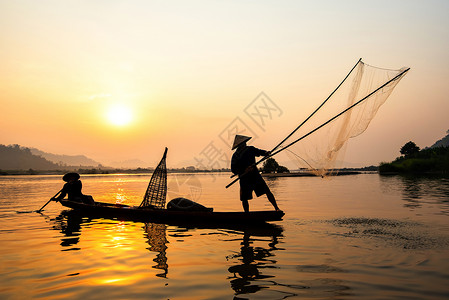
[379, 140, 449, 174]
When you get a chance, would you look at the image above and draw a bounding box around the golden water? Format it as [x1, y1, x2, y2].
[1, 173, 448, 299]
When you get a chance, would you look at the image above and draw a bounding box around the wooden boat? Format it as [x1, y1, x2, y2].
[59, 199, 285, 223]
[57, 148, 284, 224]
[58, 209, 284, 238]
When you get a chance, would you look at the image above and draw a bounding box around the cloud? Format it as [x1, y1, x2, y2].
[87, 93, 112, 101]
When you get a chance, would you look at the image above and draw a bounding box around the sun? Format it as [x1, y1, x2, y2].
[106, 103, 133, 126]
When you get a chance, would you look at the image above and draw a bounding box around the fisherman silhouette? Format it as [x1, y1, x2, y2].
[54, 172, 95, 204]
[231, 135, 280, 212]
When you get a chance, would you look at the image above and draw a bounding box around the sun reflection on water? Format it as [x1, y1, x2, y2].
[115, 188, 127, 205]
[2, 174, 449, 299]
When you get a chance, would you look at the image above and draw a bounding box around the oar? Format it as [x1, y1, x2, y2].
[36, 189, 62, 213]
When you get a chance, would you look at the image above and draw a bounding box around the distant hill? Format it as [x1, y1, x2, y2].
[430, 130, 449, 148]
[0, 144, 62, 170]
[0, 144, 105, 171]
[29, 147, 102, 167]
[108, 159, 149, 169]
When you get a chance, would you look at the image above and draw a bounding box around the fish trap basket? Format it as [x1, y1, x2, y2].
[140, 148, 168, 209]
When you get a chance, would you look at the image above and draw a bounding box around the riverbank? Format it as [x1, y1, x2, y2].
[379, 146, 449, 175]
[0, 169, 373, 177]
[0, 168, 232, 176]
[262, 170, 364, 177]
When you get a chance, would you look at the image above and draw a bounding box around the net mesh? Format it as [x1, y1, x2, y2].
[140, 148, 168, 209]
[273, 60, 409, 177]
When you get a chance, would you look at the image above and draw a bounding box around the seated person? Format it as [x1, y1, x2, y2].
[54, 172, 95, 204]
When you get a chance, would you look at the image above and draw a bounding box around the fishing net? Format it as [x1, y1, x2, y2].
[270, 59, 409, 177]
[140, 148, 168, 209]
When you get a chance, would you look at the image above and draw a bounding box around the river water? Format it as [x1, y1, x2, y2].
[0, 173, 448, 299]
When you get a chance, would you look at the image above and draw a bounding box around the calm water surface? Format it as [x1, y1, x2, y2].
[0, 173, 448, 299]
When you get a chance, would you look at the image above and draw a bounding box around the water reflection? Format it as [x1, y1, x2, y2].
[400, 176, 449, 214]
[401, 176, 423, 209]
[143, 223, 168, 278]
[227, 233, 277, 295]
[50, 211, 169, 276]
[226, 225, 285, 297]
[225, 224, 356, 299]
[51, 211, 83, 250]
[381, 175, 449, 215]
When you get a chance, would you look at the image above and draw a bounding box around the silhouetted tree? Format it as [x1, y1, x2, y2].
[262, 158, 279, 173]
[400, 141, 420, 158]
[277, 165, 290, 173]
[261, 158, 289, 173]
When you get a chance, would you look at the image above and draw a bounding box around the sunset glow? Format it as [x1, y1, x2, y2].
[106, 104, 133, 127]
[0, 1, 448, 168]
[2, 2, 449, 299]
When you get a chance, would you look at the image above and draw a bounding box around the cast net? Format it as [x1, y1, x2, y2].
[269, 59, 409, 177]
[140, 148, 168, 209]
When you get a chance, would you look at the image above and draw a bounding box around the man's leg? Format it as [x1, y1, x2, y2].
[266, 191, 280, 211]
[242, 199, 249, 212]
[240, 186, 251, 212]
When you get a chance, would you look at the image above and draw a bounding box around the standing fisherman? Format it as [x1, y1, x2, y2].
[231, 135, 280, 212]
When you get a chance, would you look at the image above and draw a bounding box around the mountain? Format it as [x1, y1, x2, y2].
[0, 144, 106, 171]
[430, 131, 449, 148]
[107, 159, 149, 169]
[0, 144, 62, 170]
[29, 147, 102, 167]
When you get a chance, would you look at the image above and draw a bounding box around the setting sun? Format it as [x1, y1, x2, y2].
[106, 104, 133, 127]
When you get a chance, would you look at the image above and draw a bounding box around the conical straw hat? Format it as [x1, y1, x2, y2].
[232, 135, 251, 150]
[62, 172, 80, 182]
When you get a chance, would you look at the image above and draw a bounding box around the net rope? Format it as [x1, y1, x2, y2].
[140, 148, 168, 209]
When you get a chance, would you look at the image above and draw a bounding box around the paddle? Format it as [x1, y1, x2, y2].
[36, 189, 62, 213]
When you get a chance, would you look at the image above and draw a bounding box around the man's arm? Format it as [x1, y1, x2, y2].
[253, 147, 270, 157]
[54, 189, 67, 201]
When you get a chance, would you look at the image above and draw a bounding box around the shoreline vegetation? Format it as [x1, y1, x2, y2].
[0, 143, 377, 177]
[0, 166, 378, 177]
[379, 143, 449, 175]
[2, 143, 448, 177]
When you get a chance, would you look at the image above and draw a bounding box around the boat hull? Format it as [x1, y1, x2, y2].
[59, 200, 285, 223]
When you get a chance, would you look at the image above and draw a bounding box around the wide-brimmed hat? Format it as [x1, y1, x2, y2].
[232, 135, 251, 150]
[62, 172, 80, 182]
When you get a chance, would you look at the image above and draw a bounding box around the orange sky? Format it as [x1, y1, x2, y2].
[1, 1, 448, 168]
